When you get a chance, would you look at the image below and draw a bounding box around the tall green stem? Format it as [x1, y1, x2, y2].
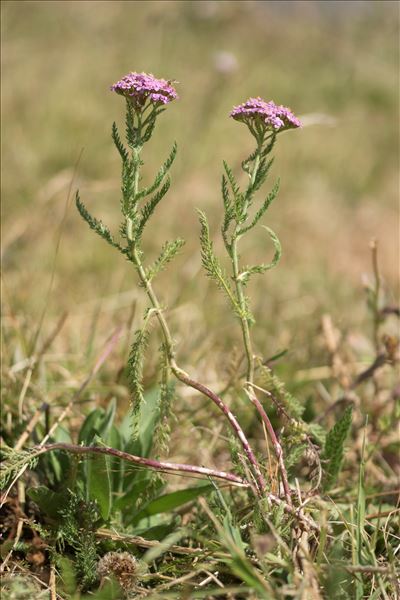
[232, 236, 254, 384]
[231, 143, 262, 385]
[127, 145, 266, 495]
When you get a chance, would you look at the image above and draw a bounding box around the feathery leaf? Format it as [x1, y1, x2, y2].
[111, 121, 129, 163]
[238, 180, 280, 236]
[136, 178, 171, 240]
[322, 405, 353, 490]
[137, 142, 177, 201]
[146, 238, 185, 281]
[75, 192, 125, 253]
[238, 227, 282, 285]
[126, 328, 150, 441]
[198, 209, 242, 316]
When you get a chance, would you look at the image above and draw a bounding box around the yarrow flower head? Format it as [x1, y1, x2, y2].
[230, 97, 301, 133]
[111, 72, 178, 110]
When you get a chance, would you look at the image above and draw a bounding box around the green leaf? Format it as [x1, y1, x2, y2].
[114, 479, 153, 512]
[136, 142, 177, 201]
[81, 578, 123, 600]
[197, 209, 242, 316]
[27, 486, 68, 519]
[111, 121, 128, 163]
[57, 557, 77, 597]
[98, 398, 117, 443]
[121, 157, 137, 218]
[223, 161, 245, 221]
[245, 157, 274, 200]
[223, 161, 240, 199]
[78, 408, 106, 445]
[322, 405, 353, 491]
[241, 147, 259, 175]
[238, 180, 280, 235]
[238, 226, 282, 285]
[86, 437, 112, 521]
[76, 192, 126, 254]
[145, 238, 185, 281]
[136, 178, 171, 240]
[131, 484, 213, 525]
[258, 364, 305, 420]
[127, 328, 149, 441]
[221, 174, 235, 250]
[142, 529, 188, 564]
[153, 345, 175, 456]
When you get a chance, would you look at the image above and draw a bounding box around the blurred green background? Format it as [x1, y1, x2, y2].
[2, 1, 399, 374]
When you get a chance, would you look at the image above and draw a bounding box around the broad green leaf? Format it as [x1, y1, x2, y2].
[131, 484, 213, 525]
[86, 437, 112, 521]
[78, 408, 105, 445]
[114, 479, 151, 512]
[98, 398, 117, 442]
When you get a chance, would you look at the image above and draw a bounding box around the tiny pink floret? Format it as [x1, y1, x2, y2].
[111, 72, 178, 106]
[230, 97, 301, 131]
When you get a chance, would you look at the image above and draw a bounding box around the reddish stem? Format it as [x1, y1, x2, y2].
[35, 444, 318, 530]
[173, 368, 266, 495]
[248, 390, 292, 505]
[37, 443, 249, 487]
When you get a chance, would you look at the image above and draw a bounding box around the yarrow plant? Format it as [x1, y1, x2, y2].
[2, 70, 399, 599]
[38, 73, 310, 512]
[72, 72, 309, 513]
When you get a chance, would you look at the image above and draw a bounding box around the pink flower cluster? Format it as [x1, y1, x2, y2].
[111, 72, 178, 107]
[230, 97, 301, 131]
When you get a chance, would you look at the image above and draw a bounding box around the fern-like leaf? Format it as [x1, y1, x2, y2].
[111, 121, 129, 163]
[322, 405, 353, 491]
[259, 364, 305, 421]
[0, 445, 39, 489]
[153, 344, 176, 457]
[197, 209, 242, 316]
[126, 328, 149, 441]
[241, 147, 259, 175]
[136, 178, 171, 240]
[145, 239, 185, 281]
[238, 227, 282, 285]
[121, 157, 137, 217]
[136, 143, 177, 201]
[75, 192, 126, 253]
[246, 158, 274, 201]
[221, 174, 235, 250]
[238, 180, 280, 236]
[223, 161, 245, 221]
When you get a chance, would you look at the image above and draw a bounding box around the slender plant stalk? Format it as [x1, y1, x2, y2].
[246, 386, 292, 505]
[230, 139, 262, 385]
[231, 235, 254, 384]
[225, 135, 292, 502]
[370, 238, 381, 351]
[35, 443, 248, 487]
[27, 444, 318, 530]
[129, 234, 266, 495]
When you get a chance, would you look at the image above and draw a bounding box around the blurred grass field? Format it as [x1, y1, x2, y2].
[1, 0, 399, 390]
